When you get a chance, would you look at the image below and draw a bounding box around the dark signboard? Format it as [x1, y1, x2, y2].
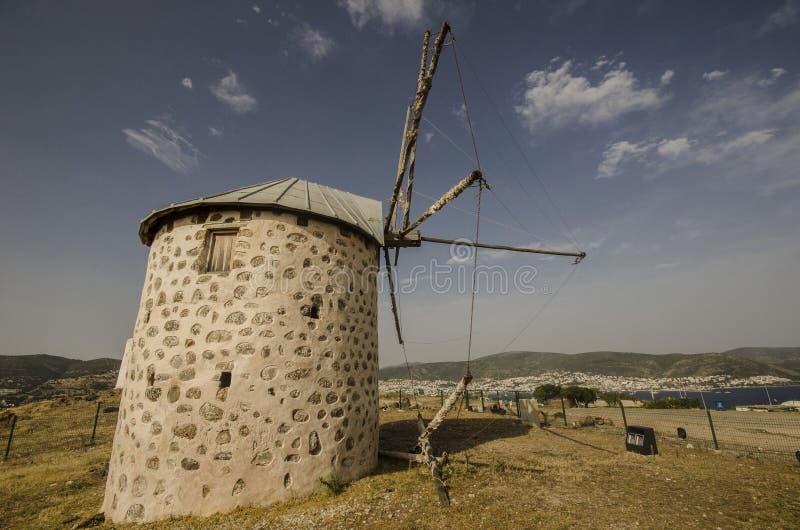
[625, 425, 658, 455]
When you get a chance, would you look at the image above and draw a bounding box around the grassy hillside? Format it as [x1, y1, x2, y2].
[379, 349, 800, 381]
[1, 392, 798, 528]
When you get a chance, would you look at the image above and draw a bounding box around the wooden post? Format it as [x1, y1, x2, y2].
[91, 401, 101, 444]
[619, 400, 628, 431]
[514, 391, 521, 417]
[706, 408, 719, 450]
[4, 414, 17, 461]
[480, 389, 485, 411]
[440, 389, 444, 406]
[399, 389, 403, 409]
[560, 395, 567, 426]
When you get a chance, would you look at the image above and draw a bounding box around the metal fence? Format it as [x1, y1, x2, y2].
[1, 400, 118, 461]
[389, 388, 800, 462]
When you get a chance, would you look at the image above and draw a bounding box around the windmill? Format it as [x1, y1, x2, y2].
[379, 21, 586, 504]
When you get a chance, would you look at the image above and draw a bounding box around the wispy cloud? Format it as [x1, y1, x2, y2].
[515, 59, 666, 130]
[181, 77, 193, 89]
[759, 0, 798, 35]
[252, 4, 261, 14]
[660, 69, 674, 85]
[122, 120, 201, 174]
[597, 140, 652, 178]
[208, 127, 223, 137]
[757, 67, 788, 87]
[338, 0, 425, 29]
[295, 24, 334, 61]
[656, 137, 691, 158]
[702, 70, 727, 81]
[209, 71, 257, 113]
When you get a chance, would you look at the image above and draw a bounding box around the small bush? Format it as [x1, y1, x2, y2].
[319, 476, 344, 495]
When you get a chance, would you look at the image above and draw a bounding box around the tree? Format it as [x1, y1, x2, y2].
[598, 391, 632, 407]
[562, 386, 597, 408]
[534, 384, 562, 404]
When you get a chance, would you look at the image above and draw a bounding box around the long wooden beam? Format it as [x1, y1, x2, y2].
[419, 236, 586, 261]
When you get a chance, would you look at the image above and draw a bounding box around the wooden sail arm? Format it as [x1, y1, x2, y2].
[418, 372, 472, 444]
[385, 21, 451, 232]
[399, 170, 483, 235]
[382, 246, 404, 344]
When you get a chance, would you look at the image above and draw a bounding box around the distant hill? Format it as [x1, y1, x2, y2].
[379, 348, 800, 381]
[0, 354, 120, 405]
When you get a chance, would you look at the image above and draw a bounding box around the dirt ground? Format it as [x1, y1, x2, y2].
[1, 393, 799, 529]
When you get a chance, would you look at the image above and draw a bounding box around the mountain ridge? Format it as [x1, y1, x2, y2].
[379, 348, 800, 381]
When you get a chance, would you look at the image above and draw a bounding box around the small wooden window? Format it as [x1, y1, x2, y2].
[206, 230, 237, 273]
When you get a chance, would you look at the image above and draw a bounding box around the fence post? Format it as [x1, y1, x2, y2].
[399, 389, 402, 409]
[480, 390, 485, 411]
[705, 408, 719, 450]
[514, 391, 521, 417]
[619, 400, 628, 431]
[4, 414, 17, 461]
[440, 389, 444, 407]
[560, 395, 567, 426]
[91, 401, 101, 444]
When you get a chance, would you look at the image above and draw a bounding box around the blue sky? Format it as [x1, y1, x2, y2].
[1, 0, 799, 366]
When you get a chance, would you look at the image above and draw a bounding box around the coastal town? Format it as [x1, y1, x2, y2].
[379, 371, 794, 396]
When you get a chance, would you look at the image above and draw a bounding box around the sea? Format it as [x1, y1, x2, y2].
[631, 385, 800, 408]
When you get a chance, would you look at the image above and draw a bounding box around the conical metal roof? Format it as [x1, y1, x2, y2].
[139, 177, 384, 245]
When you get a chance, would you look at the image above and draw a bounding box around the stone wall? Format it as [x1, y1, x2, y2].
[103, 208, 380, 523]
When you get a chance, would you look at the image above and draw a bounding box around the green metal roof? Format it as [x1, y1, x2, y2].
[138, 177, 384, 245]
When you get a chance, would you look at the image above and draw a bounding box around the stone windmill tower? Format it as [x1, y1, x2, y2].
[103, 177, 384, 523]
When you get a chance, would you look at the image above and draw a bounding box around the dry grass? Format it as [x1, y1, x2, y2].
[1, 393, 799, 529]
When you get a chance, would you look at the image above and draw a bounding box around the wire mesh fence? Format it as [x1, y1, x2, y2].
[1, 399, 118, 462]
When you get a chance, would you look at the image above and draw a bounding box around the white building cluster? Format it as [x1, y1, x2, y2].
[380, 371, 793, 395]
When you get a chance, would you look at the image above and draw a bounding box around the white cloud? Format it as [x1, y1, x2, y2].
[338, 0, 424, 29]
[660, 69, 674, 85]
[515, 60, 665, 130]
[771, 67, 788, 78]
[181, 77, 193, 89]
[759, 0, 798, 34]
[591, 56, 610, 70]
[702, 70, 727, 81]
[596, 140, 652, 178]
[209, 127, 223, 137]
[758, 67, 788, 87]
[122, 120, 201, 174]
[209, 71, 257, 113]
[424, 131, 434, 143]
[252, 4, 261, 14]
[295, 24, 334, 62]
[656, 137, 690, 158]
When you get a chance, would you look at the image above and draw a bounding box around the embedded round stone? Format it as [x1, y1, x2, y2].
[200, 402, 224, 421]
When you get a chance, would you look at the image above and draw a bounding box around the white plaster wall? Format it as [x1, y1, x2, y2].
[102, 208, 380, 523]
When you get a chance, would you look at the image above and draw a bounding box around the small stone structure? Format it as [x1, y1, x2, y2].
[103, 178, 383, 523]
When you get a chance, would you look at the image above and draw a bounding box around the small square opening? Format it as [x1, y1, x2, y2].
[219, 371, 232, 388]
